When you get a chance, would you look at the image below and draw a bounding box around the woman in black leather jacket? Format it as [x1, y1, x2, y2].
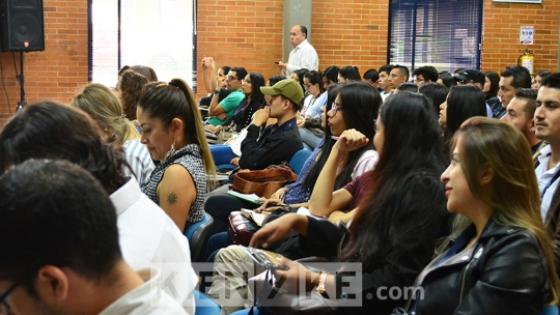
[400, 117, 560, 315]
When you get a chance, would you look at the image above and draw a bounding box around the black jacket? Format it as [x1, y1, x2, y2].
[239, 118, 303, 170]
[545, 184, 560, 278]
[299, 171, 450, 315]
[409, 219, 551, 315]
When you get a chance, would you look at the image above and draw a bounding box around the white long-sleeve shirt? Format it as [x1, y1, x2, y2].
[285, 39, 319, 76]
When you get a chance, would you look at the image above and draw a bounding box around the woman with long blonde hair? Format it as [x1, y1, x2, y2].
[137, 79, 215, 231]
[402, 117, 559, 314]
[72, 83, 154, 186]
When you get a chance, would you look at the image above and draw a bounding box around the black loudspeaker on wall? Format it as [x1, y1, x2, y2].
[0, 0, 45, 51]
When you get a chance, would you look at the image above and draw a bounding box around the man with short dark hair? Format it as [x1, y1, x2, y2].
[208, 66, 248, 126]
[499, 66, 532, 117]
[534, 73, 560, 221]
[0, 159, 186, 315]
[536, 73, 560, 277]
[378, 64, 394, 100]
[363, 68, 379, 88]
[277, 25, 319, 76]
[238, 79, 304, 169]
[413, 65, 439, 87]
[502, 88, 542, 154]
[388, 65, 409, 93]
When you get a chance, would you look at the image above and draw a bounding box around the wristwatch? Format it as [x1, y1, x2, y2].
[315, 272, 329, 298]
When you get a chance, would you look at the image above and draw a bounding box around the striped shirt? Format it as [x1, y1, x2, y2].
[123, 140, 155, 187]
[141, 144, 207, 225]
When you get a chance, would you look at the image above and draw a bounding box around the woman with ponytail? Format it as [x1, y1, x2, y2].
[72, 83, 155, 186]
[137, 79, 216, 231]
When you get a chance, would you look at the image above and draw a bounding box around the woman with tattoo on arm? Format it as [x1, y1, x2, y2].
[137, 79, 216, 231]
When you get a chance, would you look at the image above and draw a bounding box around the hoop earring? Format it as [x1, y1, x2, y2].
[164, 142, 176, 161]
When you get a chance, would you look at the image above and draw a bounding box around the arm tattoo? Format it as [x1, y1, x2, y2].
[167, 192, 178, 205]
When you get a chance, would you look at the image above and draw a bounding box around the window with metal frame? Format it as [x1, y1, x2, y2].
[388, 0, 483, 74]
[89, 0, 196, 88]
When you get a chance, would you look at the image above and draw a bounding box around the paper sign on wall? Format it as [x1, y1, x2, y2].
[520, 26, 534, 45]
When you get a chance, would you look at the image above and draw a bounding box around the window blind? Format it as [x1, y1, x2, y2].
[389, 0, 483, 73]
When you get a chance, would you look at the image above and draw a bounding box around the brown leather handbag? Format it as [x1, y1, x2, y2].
[228, 211, 260, 246]
[231, 166, 297, 198]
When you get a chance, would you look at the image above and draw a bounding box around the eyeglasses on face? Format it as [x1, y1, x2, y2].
[330, 102, 342, 115]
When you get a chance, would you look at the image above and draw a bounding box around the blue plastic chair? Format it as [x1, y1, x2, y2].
[194, 290, 222, 315]
[210, 144, 237, 172]
[184, 212, 214, 261]
[288, 148, 312, 175]
[542, 305, 559, 315]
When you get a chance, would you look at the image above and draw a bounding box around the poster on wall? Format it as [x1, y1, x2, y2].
[520, 26, 534, 45]
[493, 0, 542, 3]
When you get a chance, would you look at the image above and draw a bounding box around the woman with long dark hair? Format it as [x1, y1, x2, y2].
[210, 92, 449, 314]
[338, 65, 361, 82]
[227, 72, 266, 132]
[439, 85, 487, 151]
[483, 71, 502, 117]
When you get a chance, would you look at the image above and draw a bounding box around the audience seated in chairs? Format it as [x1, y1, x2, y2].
[203, 82, 381, 260]
[208, 92, 449, 314]
[0, 102, 197, 313]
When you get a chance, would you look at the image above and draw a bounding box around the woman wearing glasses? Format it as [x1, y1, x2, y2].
[299, 70, 328, 149]
[137, 79, 215, 231]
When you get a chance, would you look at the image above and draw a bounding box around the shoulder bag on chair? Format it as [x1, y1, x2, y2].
[231, 166, 297, 198]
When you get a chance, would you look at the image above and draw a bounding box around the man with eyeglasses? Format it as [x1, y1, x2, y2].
[208, 66, 248, 126]
[0, 159, 186, 315]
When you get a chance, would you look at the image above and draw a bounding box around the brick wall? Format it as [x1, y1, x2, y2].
[196, 0, 284, 97]
[481, 0, 560, 73]
[312, 0, 389, 76]
[0, 0, 88, 125]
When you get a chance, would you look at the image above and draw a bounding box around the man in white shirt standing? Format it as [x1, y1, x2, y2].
[277, 25, 319, 77]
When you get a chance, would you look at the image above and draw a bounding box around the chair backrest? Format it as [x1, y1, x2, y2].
[542, 305, 559, 315]
[288, 148, 312, 175]
[184, 212, 214, 261]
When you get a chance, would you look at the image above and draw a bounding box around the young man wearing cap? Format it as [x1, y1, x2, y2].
[238, 79, 304, 170]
